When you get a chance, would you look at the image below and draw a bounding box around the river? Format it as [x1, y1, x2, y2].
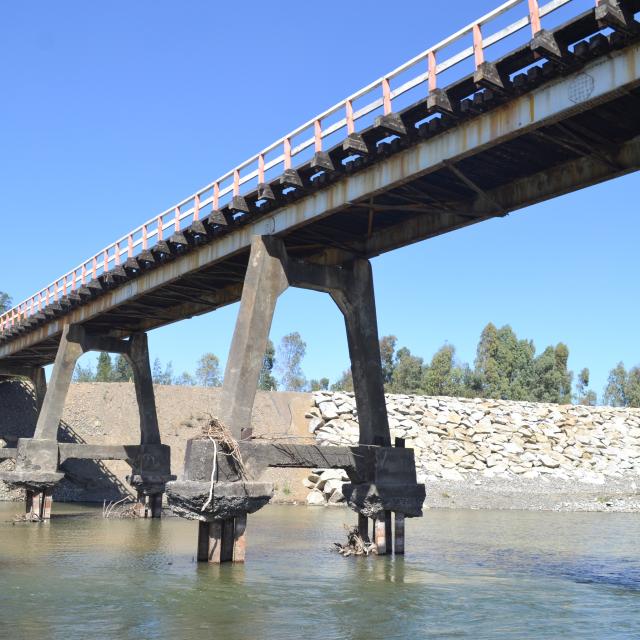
[0, 503, 638, 639]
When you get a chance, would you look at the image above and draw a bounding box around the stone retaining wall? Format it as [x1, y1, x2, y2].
[303, 392, 640, 506]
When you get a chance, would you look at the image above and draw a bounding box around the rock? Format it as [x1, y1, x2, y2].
[502, 442, 524, 454]
[322, 479, 344, 496]
[540, 454, 560, 468]
[441, 468, 464, 481]
[306, 490, 326, 506]
[308, 417, 324, 434]
[327, 488, 346, 505]
[318, 401, 339, 420]
[316, 469, 345, 490]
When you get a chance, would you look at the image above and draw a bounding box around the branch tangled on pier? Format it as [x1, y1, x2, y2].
[12, 512, 42, 524]
[333, 525, 377, 557]
[201, 415, 247, 480]
[103, 496, 137, 518]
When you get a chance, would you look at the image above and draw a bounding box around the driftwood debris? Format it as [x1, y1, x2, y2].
[333, 525, 377, 557]
[102, 496, 137, 519]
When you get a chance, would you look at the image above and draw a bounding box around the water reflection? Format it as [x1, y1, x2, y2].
[0, 503, 639, 640]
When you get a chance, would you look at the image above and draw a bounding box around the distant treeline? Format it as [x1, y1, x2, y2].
[1, 289, 637, 407]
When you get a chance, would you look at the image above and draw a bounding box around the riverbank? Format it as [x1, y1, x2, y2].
[1, 382, 639, 512]
[305, 391, 640, 512]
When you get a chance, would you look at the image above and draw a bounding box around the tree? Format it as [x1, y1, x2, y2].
[175, 371, 196, 386]
[277, 332, 307, 391]
[196, 353, 221, 387]
[379, 335, 397, 387]
[258, 339, 278, 391]
[309, 377, 330, 391]
[95, 352, 113, 382]
[390, 347, 423, 394]
[152, 358, 163, 384]
[626, 367, 640, 408]
[0, 291, 11, 313]
[73, 361, 95, 382]
[422, 344, 468, 397]
[603, 362, 627, 407]
[474, 323, 536, 400]
[575, 367, 597, 406]
[158, 362, 174, 385]
[331, 369, 353, 392]
[529, 343, 572, 404]
[112, 355, 133, 382]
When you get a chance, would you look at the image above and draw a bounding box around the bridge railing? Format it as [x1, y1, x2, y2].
[1, 0, 590, 335]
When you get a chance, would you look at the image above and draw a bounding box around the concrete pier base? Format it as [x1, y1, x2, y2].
[358, 513, 370, 542]
[374, 513, 388, 555]
[197, 515, 247, 563]
[25, 488, 53, 521]
[394, 513, 405, 555]
[133, 491, 163, 518]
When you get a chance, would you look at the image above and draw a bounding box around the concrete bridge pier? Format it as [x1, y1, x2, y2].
[0, 325, 172, 519]
[168, 235, 424, 562]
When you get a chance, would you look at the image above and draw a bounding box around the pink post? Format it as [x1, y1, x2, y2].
[528, 0, 541, 36]
[284, 138, 292, 170]
[428, 51, 437, 92]
[382, 78, 392, 115]
[233, 170, 240, 196]
[213, 183, 220, 210]
[193, 194, 200, 221]
[473, 24, 484, 68]
[314, 119, 322, 153]
[346, 100, 355, 135]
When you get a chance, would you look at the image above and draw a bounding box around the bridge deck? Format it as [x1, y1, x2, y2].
[1, 1, 639, 371]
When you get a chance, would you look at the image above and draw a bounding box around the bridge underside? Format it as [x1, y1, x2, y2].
[1, 2, 639, 370]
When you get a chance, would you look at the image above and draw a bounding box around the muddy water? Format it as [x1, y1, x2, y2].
[0, 502, 638, 639]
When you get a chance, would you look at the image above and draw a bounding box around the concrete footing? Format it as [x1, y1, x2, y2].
[197, 514, 247, 563]
[133, 491, 163, 518]
[25, 488, 53, 521]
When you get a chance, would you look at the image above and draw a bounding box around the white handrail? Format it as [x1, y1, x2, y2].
[1, 0, 582, 333]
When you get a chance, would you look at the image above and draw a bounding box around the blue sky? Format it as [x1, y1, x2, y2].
[1, 0, 637, 399]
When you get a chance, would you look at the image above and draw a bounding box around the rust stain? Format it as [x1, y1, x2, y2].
[528, 94, 535, 124]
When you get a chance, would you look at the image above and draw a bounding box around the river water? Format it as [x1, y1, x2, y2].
[0, 502, 638, 639]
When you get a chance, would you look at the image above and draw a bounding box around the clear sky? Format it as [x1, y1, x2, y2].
[1, 0, 637, 399]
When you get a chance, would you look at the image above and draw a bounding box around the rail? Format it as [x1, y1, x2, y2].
[1, 0, 593, 333]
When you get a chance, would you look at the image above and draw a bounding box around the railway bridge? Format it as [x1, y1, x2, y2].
[1, 0, 639, 562]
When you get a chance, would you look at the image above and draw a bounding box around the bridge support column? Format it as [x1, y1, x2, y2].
[16, 326, 83, 519]
[170, 235, 418, 562]
[0, 325, 172, 520]
[218, 236, 289, 441]
[123, 332, 167, 518]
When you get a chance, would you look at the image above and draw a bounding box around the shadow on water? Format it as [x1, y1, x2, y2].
[0, 379, 133, 501]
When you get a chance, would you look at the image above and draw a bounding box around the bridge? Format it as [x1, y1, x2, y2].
[0, 0, 638, 562]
